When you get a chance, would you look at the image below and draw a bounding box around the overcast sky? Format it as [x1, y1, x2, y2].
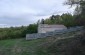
[0, 0, 75, 27]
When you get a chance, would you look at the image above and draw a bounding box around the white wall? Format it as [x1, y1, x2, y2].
[38, 27, 67, 33]
[38, 24, 67, 33]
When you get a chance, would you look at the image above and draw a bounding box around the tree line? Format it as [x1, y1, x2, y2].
[0, 24, 38, 40]
[40, 13, 83, 27]
[0, 12, 84, 40]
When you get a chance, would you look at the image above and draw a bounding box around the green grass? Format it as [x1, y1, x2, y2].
[0, 31, 81, 55]
[0, 38, 51, 55]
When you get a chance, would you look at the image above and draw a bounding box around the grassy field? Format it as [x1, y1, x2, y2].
[0, 31, 81, 55]
[0, 38, 47, 55]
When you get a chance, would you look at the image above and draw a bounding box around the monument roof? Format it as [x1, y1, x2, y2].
[40, 24, 66, 28]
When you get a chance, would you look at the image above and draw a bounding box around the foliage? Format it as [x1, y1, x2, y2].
[22, 24, 38, 37]
[41, 13, 77, 27]
[65, 0, 85, 25]
[0, 24, 38, 40]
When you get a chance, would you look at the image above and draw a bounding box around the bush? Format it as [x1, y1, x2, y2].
[0, 24, 38, 40]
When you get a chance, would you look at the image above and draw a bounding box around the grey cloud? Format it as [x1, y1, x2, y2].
[0, 0, 75, 27]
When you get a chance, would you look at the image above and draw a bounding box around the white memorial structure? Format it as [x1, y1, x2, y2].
[38, 24, 67, 33]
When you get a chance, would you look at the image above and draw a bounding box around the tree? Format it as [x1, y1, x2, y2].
[41, 19, 45, 24]
[25, 24, 38, 34]
[61, 13, 76, 27]
[65, 0, 85, 25]
[65, 0, 85, 15]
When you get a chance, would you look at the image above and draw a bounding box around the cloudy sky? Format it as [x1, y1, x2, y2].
[0, 0, 75, 27]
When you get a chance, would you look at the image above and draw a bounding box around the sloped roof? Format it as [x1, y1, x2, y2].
[39, 24, 67, 28]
